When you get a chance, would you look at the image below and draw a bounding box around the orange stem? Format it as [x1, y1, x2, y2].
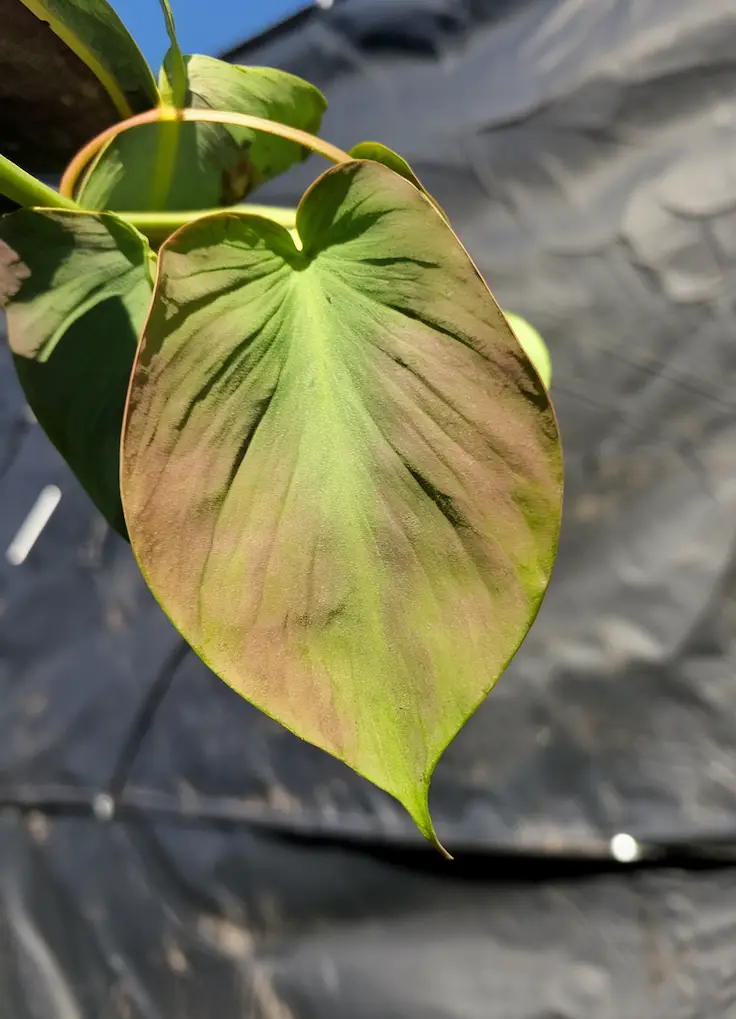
[60, 107, 352, 201]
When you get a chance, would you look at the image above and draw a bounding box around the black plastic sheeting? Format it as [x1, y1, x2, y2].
[2, 0, 736, 1015]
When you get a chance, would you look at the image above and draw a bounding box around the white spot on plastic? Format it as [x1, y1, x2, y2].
[6, 486, 61, 565]
[93, 794, 115, 822]
[610, 833, 640, 863]
[315, 0, 334, 8]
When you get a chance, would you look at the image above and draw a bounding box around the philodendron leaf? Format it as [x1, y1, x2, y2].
[504, 312, 552, 388]
[78, 55, 327, 212]
[121, 161, 562, 851]
[350, 150, 552, 389]
[17, 0, 158, 118]
[350, 141, 448, 220]
[349, 142, 425, 192]
[183, 56, 327, 194]
[0, 209, 154, 536]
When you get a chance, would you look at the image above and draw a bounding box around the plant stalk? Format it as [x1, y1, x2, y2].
[60, 107, 352, 200]
[0, 153, 79, 211]
[0, 150, 298, 243]
[122, 205, 298, 244]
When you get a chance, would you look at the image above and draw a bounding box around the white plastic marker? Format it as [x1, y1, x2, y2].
[6, 485, 62, 565]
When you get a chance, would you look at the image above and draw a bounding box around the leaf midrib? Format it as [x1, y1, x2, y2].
[293, 261, 408, 786]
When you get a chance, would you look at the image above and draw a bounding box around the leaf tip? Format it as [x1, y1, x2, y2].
[406, 786, 453, 860]
[435, 837, 454, 862]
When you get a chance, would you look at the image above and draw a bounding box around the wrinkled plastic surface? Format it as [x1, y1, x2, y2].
[4, 810, 736, 1019]
[3, 0, 736, 1015]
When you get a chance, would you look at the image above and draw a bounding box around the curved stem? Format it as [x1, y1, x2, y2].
[0, 151, 297, 246]
[0, 153, 79, 210]
[60, 107, 352, 200]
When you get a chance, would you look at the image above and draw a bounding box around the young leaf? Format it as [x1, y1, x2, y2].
[121, 161, 562, 850]
[349, 141, 426, 193]
[156, 0, 186, 108]
[504, 312, 552, 389]
[350, 141, 448, 220]
[0, 210, 154, 536]
[78, 56, 327, 212]
[17, 0, 158, 118]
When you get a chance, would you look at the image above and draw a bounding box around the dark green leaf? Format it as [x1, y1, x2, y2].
[121, 161, 562, 849]
[1, 0, 121, 173]
[17, 0, 158, 118]
[0, 209, 154, 536]
[78, 55, 327, 212]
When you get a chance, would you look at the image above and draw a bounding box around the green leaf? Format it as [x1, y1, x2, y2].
[0, 209, 154, 536]
[184, 57, 328, 194]
[17, 0, 158, 118]
[350, 141, 447, 219]
[504, 312, 552, 388]
[349, 142, 426, 192]
[78, 55, 327, 212]
[121, 161, 562, 850]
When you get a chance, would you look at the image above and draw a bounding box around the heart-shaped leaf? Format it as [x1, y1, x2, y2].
[121, 161, 562, 850]
[78, 55, 327, 212]
[17, 0, 158, 118]
[0, 209, 154, 536]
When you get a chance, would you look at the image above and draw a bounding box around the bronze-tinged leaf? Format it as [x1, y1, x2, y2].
[121, 161, 563, 852]
[0, 237, 31, 297]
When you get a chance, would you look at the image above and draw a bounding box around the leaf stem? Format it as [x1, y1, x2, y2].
[149, 2, 187, 211]
[121, 204, 298, 244]
[0, 153, 78, 211]
[60, 107, 352, 200]
[0, 150, 297, 244]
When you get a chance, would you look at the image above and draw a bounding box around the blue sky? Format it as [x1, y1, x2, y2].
[111, 0, 310, 71]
